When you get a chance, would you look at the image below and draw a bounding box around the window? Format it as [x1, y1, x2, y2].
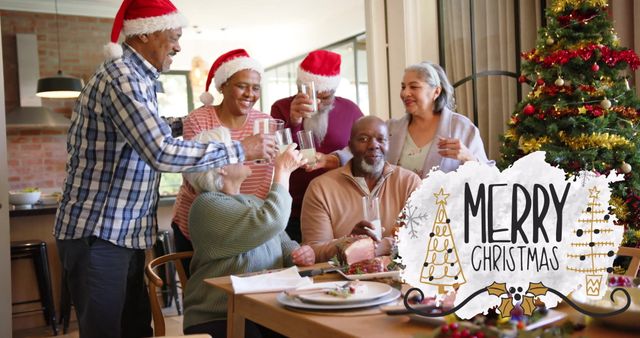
[438, 0, 546, 159]
[158, 71, 193, 196]
[261, 33, 369, 114]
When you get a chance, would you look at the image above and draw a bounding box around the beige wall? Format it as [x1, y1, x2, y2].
[365, 0, 439, 119]
[0, 13, 13, 336]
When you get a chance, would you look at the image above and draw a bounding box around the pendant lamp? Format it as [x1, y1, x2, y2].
[36, 0, 84, 99]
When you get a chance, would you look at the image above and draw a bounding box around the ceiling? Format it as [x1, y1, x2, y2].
[0, 0, 366, 69]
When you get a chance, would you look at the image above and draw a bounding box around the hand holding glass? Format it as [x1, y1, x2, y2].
[299, 81, 317, 114]
[296, 130, 317, 166]
[362, 196, 382, 241]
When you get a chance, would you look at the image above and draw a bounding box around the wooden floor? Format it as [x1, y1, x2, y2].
[13, 306, 185, 338]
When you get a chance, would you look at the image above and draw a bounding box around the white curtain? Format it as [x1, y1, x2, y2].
[610, 0, 640, 95]
[441, 0, 544, 160]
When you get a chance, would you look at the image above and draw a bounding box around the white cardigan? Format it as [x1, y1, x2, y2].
[386, 108, 494, 176]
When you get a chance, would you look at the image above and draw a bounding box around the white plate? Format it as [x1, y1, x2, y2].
[277, 288, 401, 310]
[296, 281, 392, 304]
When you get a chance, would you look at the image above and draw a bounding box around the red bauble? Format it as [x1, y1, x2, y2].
[523, 104, 535, 115]
[536, 78, 545, 86]
[518, 75, 527, 83]
[591, 63, 600, 72]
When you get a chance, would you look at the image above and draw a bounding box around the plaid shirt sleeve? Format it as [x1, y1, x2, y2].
[106, 73, 244, 172]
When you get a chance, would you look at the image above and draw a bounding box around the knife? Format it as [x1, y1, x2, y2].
[298, 265, 346, 277]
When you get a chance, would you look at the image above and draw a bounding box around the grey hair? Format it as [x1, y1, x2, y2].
[183, 127, 232, 193]
[405, 61, 455, 113]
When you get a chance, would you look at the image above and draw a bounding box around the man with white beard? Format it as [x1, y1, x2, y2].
[299, 116, 421, 262]
[271, 50, 363, 242]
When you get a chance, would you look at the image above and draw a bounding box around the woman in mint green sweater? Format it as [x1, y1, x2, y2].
[182, 127, 315, 337]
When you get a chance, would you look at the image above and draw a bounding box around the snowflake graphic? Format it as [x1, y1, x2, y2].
[398, 203, 429, 239]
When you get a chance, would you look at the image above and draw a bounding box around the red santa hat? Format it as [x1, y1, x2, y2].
[199, 49, 264, 105]
[104, 0, 188, 59]
[297, 50, 342, 93]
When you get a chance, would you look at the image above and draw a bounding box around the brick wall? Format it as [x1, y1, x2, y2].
[1, 10, 113, 190]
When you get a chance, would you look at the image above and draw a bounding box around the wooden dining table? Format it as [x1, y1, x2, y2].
[204, 264, 638, 338]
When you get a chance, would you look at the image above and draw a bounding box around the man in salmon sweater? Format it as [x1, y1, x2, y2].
[300, 116, 421, 262]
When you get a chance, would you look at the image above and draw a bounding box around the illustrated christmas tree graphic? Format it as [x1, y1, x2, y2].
[420, 188, 466, 293]
[567, 186, 618, 297]
[499, 0, 640, 256]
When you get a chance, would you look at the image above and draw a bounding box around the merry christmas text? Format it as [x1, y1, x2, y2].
[463, 183, 571, 244]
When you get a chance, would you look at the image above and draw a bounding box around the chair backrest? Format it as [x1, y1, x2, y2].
[145, 251, 193, 336]
[617, 247, 640, 277]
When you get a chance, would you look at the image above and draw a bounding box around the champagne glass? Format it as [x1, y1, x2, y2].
[275, 128, 295, 153]
[300, 81, 317, 114]
[362, 196, 382, 241]
[296, 130, 317, 166]
[252, 118, 284, 163]
[253, 118, 284, 135]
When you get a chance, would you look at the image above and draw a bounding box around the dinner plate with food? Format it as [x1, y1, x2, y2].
[329, 237, 402, 280]
[290, 281, 393, 305]
[277, 283, 401, 310]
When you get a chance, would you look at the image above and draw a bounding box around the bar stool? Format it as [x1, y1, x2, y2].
[58, 269, 72, 334]
[11, 240, 58, 336]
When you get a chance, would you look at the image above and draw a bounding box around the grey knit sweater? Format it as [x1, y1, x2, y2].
[183, 183, 299, 330]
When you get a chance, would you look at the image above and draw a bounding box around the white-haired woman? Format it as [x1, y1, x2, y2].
[390, 61, 493, 177]
[171, 49, 278, 276]
[183, 127, 314, 337]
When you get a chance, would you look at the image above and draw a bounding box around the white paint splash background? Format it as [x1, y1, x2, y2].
[397, 152, 624, 319]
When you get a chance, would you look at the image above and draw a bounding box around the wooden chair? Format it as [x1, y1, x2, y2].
[617, 246, 640, 277]
[146, 251, 193, 336]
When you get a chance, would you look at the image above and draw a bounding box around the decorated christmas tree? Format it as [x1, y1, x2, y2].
[499, 0, 640, 252]
[420, 188, 466, 293]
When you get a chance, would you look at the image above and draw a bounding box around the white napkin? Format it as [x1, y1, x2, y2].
[230, 266, 313, 294]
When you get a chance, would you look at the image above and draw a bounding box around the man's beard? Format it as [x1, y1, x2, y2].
[357, 157, 384, 176]
[303, 102, 333, 145]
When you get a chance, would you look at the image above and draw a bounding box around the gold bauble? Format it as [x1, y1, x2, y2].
[600, 97, 612, 109]
[555, 77, 565, 86]
[546, 37, 555, 45]
[621, 161, 632, 174]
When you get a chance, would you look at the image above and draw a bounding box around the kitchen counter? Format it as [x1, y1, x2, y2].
[9, 196, 176, 218]
[9, 203, 58, 217]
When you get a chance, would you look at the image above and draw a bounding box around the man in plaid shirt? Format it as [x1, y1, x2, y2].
[53, 1, 275, 337]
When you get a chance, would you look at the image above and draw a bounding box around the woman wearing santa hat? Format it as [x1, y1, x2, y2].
[171, 49, 281, 271]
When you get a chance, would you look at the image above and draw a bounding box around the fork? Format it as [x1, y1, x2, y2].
[284, 282, 349, 297]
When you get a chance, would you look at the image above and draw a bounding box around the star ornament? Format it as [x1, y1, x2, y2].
[578, 106, 588, 115]
[588, 186, 601, 199]
[434, 188, 450, 205]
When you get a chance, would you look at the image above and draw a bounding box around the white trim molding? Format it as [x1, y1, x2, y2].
[0, 0, 117, 18]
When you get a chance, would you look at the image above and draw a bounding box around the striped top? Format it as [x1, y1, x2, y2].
[172, 105, 274, 239]
[53, 44, 243, 249]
